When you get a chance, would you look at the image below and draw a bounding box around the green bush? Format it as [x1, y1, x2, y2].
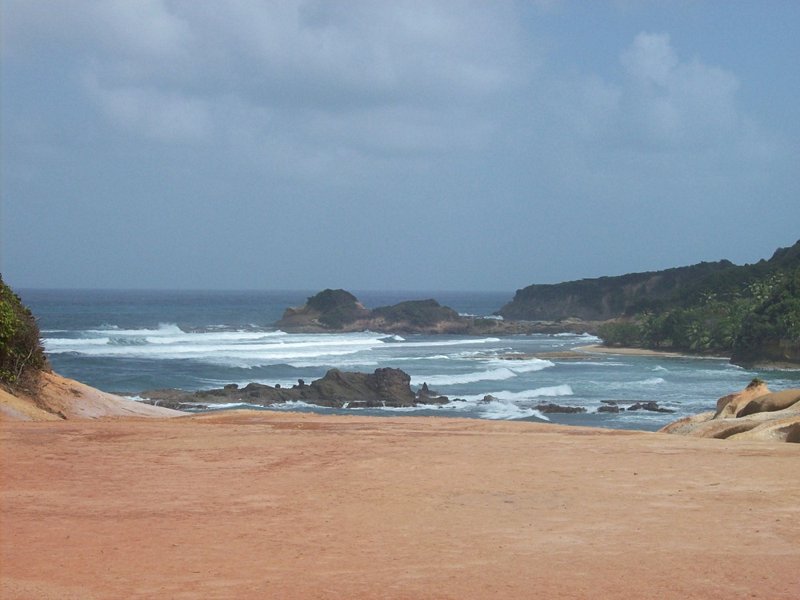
[598, 320, 642, 347]
[0, 275, 47, 388]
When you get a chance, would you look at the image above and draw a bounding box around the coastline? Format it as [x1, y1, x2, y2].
[577, 344, 800, 370]
[2, 411, 798, 599]
[575, 344, 729, 360]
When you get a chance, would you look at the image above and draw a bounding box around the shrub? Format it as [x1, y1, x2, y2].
[0, 275, 48, 389]
[598, 320, 642, 347]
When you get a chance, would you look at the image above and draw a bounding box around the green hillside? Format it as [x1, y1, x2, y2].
[501, 241, 800, 365]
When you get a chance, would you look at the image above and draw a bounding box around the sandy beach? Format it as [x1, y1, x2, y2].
[575, 344, 725, 359]
[2, 411, 798, 599]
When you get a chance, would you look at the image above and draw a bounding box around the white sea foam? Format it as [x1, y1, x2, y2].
[693, 368, 753, 378]
[42, 328, 390, 368]
[554, 332, 601, 342]
[556, 361, 626, 367]
[399, 337, 501, 348]
[203, 402, 265, 410]
[485, 358, 554, 373]
[45, 337, 113, 348]
[84, 323, 185, 337]
[389, 354, 451, 362]
[476, 400, 550, 421]
[724, 363, 747, 370]
[459, 385, 574, 402]
[380, 335, 406, 342]
[267, 400, 333, 411]
[347, 404, 444, 413]
[409, 356, 553, 387]
[602, 377, 666, 389]
[520, 384, 574, 398]
[286, 359, 379, 368]
[612, 377, 666, 388]
[411, 368, 519, 386]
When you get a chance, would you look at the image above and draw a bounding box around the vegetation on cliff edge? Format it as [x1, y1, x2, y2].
[598, 260, 800, 363]
[0, 275, 48, 389]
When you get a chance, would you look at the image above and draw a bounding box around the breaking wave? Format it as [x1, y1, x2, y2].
[410, 358, 554, 387]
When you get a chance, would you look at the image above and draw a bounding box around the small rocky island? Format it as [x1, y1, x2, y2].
[274, 289, 599, 335]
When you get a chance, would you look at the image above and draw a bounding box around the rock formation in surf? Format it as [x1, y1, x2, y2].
[138, 367, 450, 410]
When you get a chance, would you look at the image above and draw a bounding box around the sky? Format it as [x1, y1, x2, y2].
[2, 0, 798, 291]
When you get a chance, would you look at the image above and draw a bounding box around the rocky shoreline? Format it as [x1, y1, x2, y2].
[135, 368, 800, 443]
[137, 366, 676, 417]
[659, 379, 800, 442]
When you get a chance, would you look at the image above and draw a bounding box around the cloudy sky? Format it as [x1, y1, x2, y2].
[2, 1, 798, 291]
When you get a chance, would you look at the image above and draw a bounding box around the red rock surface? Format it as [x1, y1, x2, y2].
[2, 411, 798, 599]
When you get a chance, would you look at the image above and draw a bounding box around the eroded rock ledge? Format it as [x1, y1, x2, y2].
[659, 379, 800, 443]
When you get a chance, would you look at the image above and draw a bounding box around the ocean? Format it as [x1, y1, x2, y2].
[20, 289, 800, 431]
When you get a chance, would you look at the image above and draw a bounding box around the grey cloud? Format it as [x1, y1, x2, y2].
[617, 32, 742, 148]
[85, 76, 212, 142]
[45, 0, 533, 172]
[3, 1, 797, 290]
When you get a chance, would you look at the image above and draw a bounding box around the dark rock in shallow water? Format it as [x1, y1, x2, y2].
[416, 382, 450, 405]
[138, 368, 448, 411]
[627, 401, 674, 413]
[534, 403, 587, 414]
[597, 405, 621, 413]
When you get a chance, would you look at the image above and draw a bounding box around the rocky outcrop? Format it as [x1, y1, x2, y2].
[275, 289, 601, 335]
[659, 379, 800, 443]
[275, 290, 466, 333]
[0, 371, 183, 421]
[139, 368, 450, 410]
[277, 289, 371, 330]
[534, 403, 586, 414]
[627, 401, 674, 414]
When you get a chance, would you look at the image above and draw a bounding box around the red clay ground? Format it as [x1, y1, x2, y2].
[2, 411, 798, 599]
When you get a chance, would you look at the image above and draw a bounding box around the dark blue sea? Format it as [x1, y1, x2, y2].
[20, 289, 800, 431]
